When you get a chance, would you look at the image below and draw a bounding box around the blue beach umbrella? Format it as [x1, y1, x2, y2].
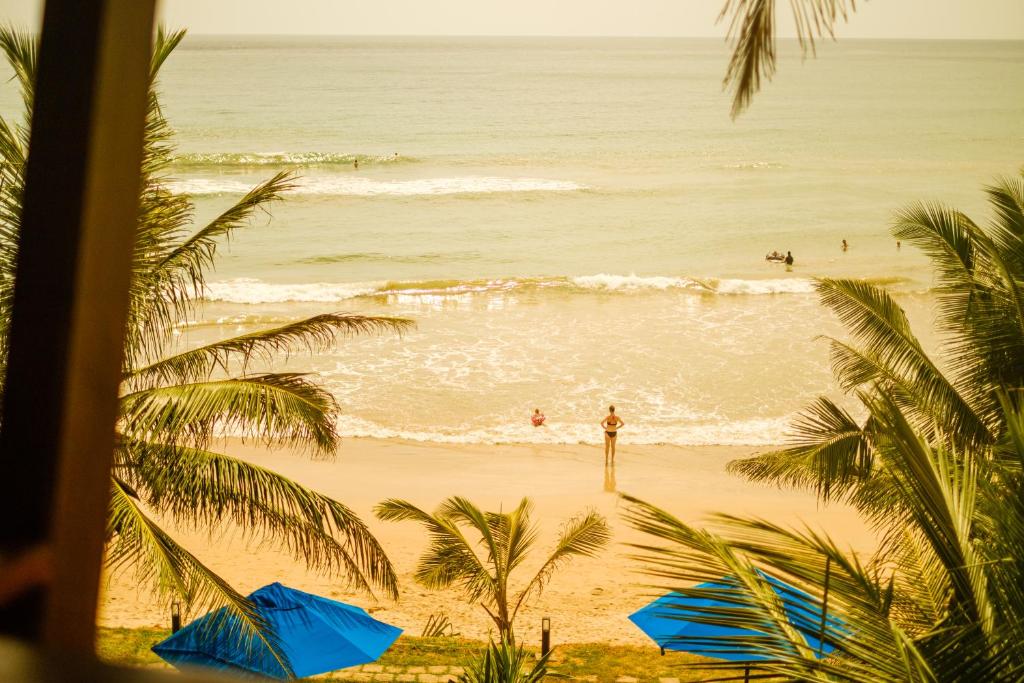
[153, 582, 402, 679]
[629, 571, 844, 670]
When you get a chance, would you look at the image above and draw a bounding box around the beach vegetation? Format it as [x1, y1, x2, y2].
[0, 26, 411, 664]
[622, 172, 1024, 681]
[457, 640, 550, 683]
[375, 496, 611, 645]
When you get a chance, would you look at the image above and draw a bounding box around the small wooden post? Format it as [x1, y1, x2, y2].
[541, 617, 551, 656]
[171, 602, 181, 634]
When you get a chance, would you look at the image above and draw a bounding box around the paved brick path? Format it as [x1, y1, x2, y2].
[327, 667, 684, 683]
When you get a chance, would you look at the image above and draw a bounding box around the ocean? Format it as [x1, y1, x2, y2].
[8, 36, 1024, 446]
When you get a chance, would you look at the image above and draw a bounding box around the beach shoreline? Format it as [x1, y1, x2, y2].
[99, 437, 874, 646]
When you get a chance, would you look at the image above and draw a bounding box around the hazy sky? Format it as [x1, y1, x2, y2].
[1, 0, 1022, 39]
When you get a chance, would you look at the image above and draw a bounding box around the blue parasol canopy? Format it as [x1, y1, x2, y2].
[629, 573, 842, 662]
[152, 582, 402, 679]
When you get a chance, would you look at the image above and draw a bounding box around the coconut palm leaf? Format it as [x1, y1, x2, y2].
[513, 509, 611, 617]
[865, 393, 992, 639]
[119, 374, 339, 452]
[375, 498, 496, 601]
[628, 397, 1024, 679]
[0, 24, 404, 658]
[0, 28, 36, 117]
[129, 313, 413, 388]
[116, 439, 397, 598]
[817, 279, 992, 444]
[727, 396, 872, 498]
[718, 0, 857, 117]
[156, 171, 295, 293]
[622, 494, 935, 682]
[108, 479, 293, 676]
[377, 496, 609, 644]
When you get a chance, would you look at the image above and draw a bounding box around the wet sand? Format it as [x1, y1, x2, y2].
[99, 437, 873, 645]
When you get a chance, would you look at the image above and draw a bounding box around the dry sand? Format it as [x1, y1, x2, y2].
[98, 437, 874, 646]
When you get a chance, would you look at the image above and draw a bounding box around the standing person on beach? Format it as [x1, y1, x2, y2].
[785, 251, 794, 265]
[601, 405, 624, 465]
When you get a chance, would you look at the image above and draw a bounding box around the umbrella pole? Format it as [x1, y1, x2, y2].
[818, 556, 832, 656]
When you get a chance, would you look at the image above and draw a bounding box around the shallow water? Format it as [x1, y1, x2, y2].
[6, 36, 1023, 445]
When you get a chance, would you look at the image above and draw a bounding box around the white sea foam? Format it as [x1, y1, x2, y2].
[204, 278, 380, 304]
[337, 415, 791, 447]
[203, 274, 819, 303]
[570, 273, 699, 291]
[712, 278, 817, 295]
[168, 176, 586, 197]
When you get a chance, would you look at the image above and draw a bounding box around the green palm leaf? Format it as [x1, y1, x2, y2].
[0, 24, 403, 660]
[108, 479, 293, 677]
[727, 396, 872, 499]
[120, 374, 339, 453]
[129, 313, 413, 388]
[718, 0, 857, 117]
[117, 440, 397, 598]
[377, 496, 609, 644]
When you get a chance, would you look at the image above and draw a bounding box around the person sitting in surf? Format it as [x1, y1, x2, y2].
[531, 408, 546, 427]
[601, 405, 624, 465]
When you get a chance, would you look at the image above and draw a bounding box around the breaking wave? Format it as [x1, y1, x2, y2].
[173, 152, 418, 167]
[203, 274, 821, 304]
[336, 415, 792, 447]
[168, 176, 587, 197]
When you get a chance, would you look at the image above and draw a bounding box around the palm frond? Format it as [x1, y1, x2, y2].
[129, 313, 413, 388]
[727, 396, 872, 498]
[119, 373, 339, 453]
[621, 494, 935, 682]
[865, 393, 993, 639]
[155, 171, 295, 298]
[152, 27, 187, 80]
[0, 27, 36, 118]
[459, 640, 550, 683]
[107, 479, 293, 677]
[513, 509, 609, 618]
[118, 439, 397, 598]
[718, 0, 856, 118]
[375, 498, 495, 602]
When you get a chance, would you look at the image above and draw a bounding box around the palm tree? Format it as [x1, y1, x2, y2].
[0, 27, 411, 666]
[730, 171, 1024, 506]
[622, 391, 1024, 681]
[718, 0, 859, 117]
[619, 172, 1024, 680]
[375, 496, 611, 644]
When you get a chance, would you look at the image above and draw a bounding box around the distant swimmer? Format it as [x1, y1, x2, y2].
[785, 251, 794, 265]
[766, 250, 785, 262]
[897, 240, 901, 250]
[601, 405, 624, 465]
[354, 158, 359, 170]
[531, 408, 546, 427]
[842, 239, 848, 251]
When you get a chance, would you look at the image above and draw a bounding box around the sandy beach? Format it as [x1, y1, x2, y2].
[99, 437, 874, 646]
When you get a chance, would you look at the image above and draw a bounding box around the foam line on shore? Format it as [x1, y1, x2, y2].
[202, 274, 826, 303]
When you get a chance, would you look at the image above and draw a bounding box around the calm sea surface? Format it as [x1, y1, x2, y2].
[7, 36, 1024, 445]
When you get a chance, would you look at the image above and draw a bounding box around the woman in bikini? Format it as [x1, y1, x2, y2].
[601, 405, 624, 465]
